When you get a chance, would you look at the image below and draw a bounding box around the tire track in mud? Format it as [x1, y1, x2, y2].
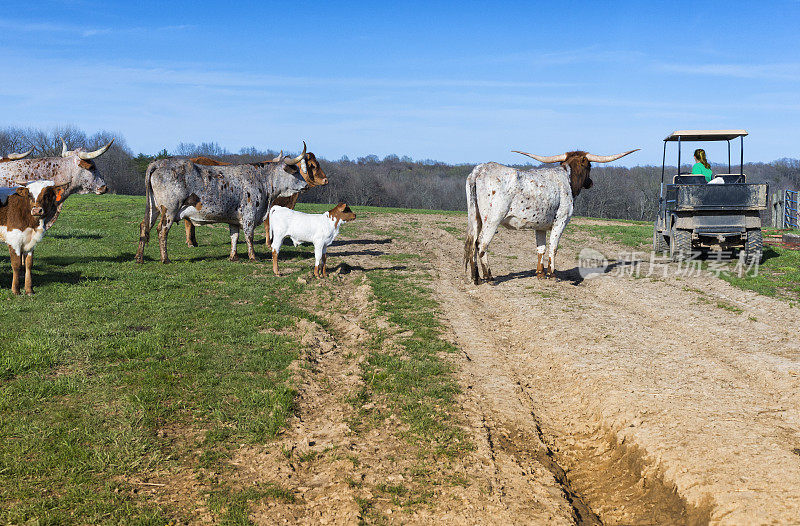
[433, 241, 697, 525]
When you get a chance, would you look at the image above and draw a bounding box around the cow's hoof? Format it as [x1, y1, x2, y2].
[135, 256, 144, 264]
[187, 242, 198, 248]
[229, 255, 239, 262]
[536, 272, 545, 280]
[25, 290, 34, 296]
[161, 258, 172, 264]
[249, 256, 259, 262]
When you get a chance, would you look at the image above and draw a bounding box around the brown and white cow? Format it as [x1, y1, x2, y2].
[0, 181, 69, 294]
[185, 142, 328, 247]
[465, 149, 638, 284]
[0, 139, 112, 228]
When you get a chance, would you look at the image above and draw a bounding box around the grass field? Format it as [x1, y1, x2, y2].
[0, 195, 469, 524]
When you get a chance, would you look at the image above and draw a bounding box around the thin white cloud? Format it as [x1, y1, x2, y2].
[658, 62, 800, 81]
[0, 19, 196, 38]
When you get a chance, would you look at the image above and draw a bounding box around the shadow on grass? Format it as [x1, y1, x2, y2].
[40, 253, 136, 265]
[0, 270, 111, 288]
[49, 233, 103, 240]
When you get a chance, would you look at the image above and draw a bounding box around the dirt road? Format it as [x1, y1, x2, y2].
[233, 212, 800, 524]
[416, 214, 800, 524]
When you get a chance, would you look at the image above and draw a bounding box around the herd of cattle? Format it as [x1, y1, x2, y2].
[0, 140, 637, 294]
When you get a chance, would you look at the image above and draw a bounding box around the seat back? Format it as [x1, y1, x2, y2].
[672, 173, 746, 184]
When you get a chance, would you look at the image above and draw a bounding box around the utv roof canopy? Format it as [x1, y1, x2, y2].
[664, 130, 748, 142]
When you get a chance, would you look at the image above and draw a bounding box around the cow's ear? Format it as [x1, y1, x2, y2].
[54, 183, 69, 203]
[15, 187, 28, 196]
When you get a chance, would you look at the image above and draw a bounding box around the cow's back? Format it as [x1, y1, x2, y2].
[149, 159, 269, 223]
[0, 158, 72, 187]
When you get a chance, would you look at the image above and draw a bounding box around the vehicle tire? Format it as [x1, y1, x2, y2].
[744, 229, 763, 264]
[653, 225, 669, 253]
[670, 229, 692, 261]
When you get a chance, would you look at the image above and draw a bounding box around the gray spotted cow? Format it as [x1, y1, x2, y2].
[464, 149, 638, 284]
[135, 147, 312, 264]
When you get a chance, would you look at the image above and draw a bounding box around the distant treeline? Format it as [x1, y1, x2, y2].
[2, 126, 799, 224]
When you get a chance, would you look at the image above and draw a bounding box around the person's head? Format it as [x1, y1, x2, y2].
[694, 149, 710, 169]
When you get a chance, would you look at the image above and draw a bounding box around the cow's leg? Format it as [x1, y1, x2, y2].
[321, 253, 328, 277]
[9, 247, 22, 295]
[136, 204, 160, 264]
[272, 249, 281, 276]
[185, 220, 198, 247]
[264, 215, 271, 248]
[24, 252, 34, 295]
[547, 219, 569, 278]
[156, 206, 173, 264]
[313, 244, 324, 279]
[244, 225, 258, 261]
[535, 230, 547, 278]
[229, 225, 240, 262]
[476, 219, 500, 282]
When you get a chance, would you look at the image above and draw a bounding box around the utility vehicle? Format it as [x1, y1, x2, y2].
[653, 130, 767, 262]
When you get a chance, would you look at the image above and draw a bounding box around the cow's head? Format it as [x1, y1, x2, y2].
[18, 181, 69, 219]
[280, 142, 328, 187]
[60, 138, 113, 195]
[0, 148, 34, 163]
[512, 149, 639, 197]
[328, 203, 356, 224]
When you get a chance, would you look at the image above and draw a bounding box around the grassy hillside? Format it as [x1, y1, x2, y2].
[0, 195, 317, 523]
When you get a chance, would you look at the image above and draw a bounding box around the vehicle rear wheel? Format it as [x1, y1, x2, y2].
[744, 229, 763, 264]
[670, 229, 692, 261]
[653, 225, 669, 253]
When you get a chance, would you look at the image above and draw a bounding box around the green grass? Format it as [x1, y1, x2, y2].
[717, 246, 800, 302]
[0, 194, 317, 524]
[295, 203, 465, 217]
[356, 269, 470, 459]
[568, 223, 652, 248]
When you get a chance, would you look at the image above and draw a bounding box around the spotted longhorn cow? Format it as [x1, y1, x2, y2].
[464, 149, 638, 284]
[0, 139, 112, 227]
[135, 146, 312, 264]
[185, 141, 328, 247]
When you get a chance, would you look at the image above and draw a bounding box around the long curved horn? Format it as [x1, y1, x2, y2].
[61, 137, 69, 157]
[78, 138, 115, 160]
[512, 151, 567, 163]
[585, 149, 640, 163]
[6, 148, 34, 160]
[271, 150, 284, 162]
[285, 141, 307, 166]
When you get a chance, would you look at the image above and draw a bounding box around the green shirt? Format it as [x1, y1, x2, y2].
[692, 162, 713, 182]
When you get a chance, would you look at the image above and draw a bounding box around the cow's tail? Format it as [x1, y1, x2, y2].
[136, 163, 158, 261]
[464, 169, 481, 284]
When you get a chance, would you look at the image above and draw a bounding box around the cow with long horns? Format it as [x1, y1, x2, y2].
[135, 144, 313, 264]
[464, 149, 639, 284]
[185, 142, 328, 248]
[0, 138, 112, 227]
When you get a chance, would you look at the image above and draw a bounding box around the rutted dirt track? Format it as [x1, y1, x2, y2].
[227, 212, 800, 524]
[417, 214, 800, 525]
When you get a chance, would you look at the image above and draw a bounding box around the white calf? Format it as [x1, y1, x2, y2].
[269, 203, 356, 278]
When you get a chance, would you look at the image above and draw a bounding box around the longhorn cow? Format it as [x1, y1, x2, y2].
[135, 145, 313, 264]
[464, 149, 639, 284]
[185, 142, 328, 247]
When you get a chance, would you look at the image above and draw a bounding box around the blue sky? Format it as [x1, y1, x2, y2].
[1, 0, 798, 165]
